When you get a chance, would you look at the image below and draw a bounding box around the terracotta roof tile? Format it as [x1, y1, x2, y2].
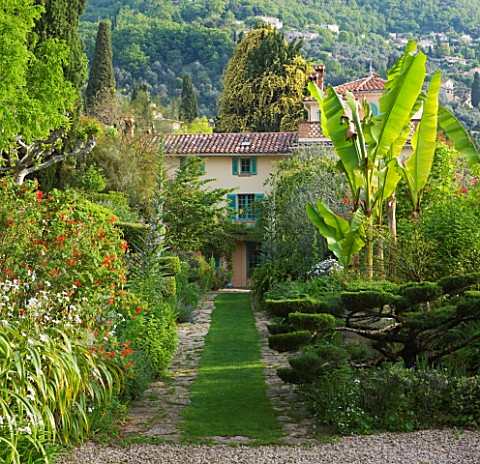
[164, 132, 298, 155]
[334, 74, 386, 95]
[304, 74, 387, 101]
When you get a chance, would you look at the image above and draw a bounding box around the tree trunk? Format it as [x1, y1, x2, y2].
[365, 212, 374, 279]
[387, 192, 397, 279]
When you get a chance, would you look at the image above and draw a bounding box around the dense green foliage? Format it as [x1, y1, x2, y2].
[216, 25, 309, 132]
[163, 156, 233, 255]
[0, 0, 76, 150]
[33, 0, 88, 97]
[256, 147, 346, 291]
[83, 0, 480, 36]
[471, 72, 480, 108]
[179, 73, 198, 123]
[78, 0, 480, 118]
[85, 20, 116, 122]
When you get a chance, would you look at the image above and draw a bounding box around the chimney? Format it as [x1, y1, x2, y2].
[314, 64, 325, 90]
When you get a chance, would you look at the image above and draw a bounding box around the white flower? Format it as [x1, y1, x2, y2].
[18, 425, 32, 434]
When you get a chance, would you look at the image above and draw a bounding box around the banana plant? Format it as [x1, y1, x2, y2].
[307, 41, 479, 277]
[397, 71, 441, 219]
[306, 201, 365, 268]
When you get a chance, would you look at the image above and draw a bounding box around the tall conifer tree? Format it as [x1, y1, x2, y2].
[216, 25, 309, 133]
[85, 21, 116, 123]
[33, 0, 88, 96]
[472, 72, 480, 108]
[179, 73, 198, 123]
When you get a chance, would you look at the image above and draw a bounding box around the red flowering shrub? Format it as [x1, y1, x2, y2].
[0, 176, 138, 329]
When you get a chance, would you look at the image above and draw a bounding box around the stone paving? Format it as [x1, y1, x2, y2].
[121, 290, 318, 444]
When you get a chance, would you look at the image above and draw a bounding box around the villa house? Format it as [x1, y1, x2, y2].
[163, 131, 298, 287]
[163, 65, 418, 287]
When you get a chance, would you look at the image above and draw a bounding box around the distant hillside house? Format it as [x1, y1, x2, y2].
[163, 132, 298, 287]
[318, 24, 339, 33]
[256, 16, 283, 29]
[440, 79, 455, 102]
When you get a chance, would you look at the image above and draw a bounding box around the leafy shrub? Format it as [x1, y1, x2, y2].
[126, 304, 178, 377]
[452, 375, 480, 427]
[341, 290, 393, 311]
[300, 367, 374, 435]
[437, 272, 480, 295]
[0, 177, 132, 327]
[174, 262, 201, 323]
[398, 282, 442, 306]
[117, 221, 149, 247]
[92, 191, 140, 222]
[277, 367, 304, 384]
[264, 275, 340, 300]
[161, 276, 177, 298]
[265, 298, 320, 317]
[288, 312, 337, 334]
[268, 330, 312, 352]
[160, 256, 182, 276]
[266, 323, 295, 335]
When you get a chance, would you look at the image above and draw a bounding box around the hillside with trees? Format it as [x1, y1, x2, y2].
[78, 0, 480, 119]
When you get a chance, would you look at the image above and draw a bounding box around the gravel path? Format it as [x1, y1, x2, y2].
[57, 291, 480, 463]
[58, 429, 480, 463]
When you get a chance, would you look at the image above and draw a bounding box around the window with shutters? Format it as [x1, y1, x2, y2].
[238, 194, 255, 220]
[227, 193, 264, 222]
[232, 157, 257, 175]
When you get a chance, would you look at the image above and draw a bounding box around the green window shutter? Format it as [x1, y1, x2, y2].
[227, 194, 237, 222]
[232, 157, 239, 175]
[200, 158, 206, 173]
[251, 157, 257, 175]
[180, 157, 186, 168]
[254, 193, 264, 221]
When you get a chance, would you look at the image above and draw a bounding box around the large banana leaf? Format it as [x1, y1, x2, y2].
[405, 71, 441, 194]
[322, 85, 365, 198]
[306, 201, 365, 267]
[390, 93, 426, 161]
[307, 80, 330, 138]
[372, 42, 426, 158]
[438, 105, 480, 167]
[376, 158, 402, 204]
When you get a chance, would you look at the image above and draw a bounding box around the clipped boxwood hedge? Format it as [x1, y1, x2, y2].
[160, 256, 181, 276]
[341, 290, 392, 312]
[398, 282, 442, 306]
[161, 276, 177, 298]
[277, 367, 303, 384]
[288, 312, 337, 333]
[437, 272, 480, 295]
[116, 221, 148, 247]
[267, 323, 294, 335]
[264, 298, 319, 317]
[268, 330, 312, 352]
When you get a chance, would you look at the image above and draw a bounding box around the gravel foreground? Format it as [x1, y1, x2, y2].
[58, 429, 480, 464]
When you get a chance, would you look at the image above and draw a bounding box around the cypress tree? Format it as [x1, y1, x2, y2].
[179, 73, 198, 123]
[85, 21, 116, 123]
[32, 0, 88, 111]
[216, 25, 309, 133]
[472, 72, 480, 108]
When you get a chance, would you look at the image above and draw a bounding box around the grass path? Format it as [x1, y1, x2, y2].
[179, 293, 283, 444]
